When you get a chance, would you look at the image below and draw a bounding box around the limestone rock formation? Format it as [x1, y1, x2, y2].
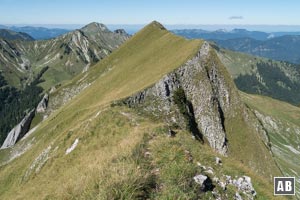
[114, 29, 129, 36]
[234, 176, 256, 196]
[122, 42, 240, 155]
[1, 109, 35, 149]
[36, 93, 49, 113]
[193, 174, 214, 191]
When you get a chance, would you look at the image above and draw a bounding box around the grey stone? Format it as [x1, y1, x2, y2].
[194, 174, 214, 191]
[205, 169, 214, 175]
[121, 42, 242, 155]
[216, 156, 222, 165]
[234, 192, 243, 200]
[49, 86, 56, 94]
[219, 181, 227, 190]
[234, 176, 256, 198]
[1, 109, 35, 149]
[194, 174, 208, 185]
[36, 93, 49, 113]
[213, 176, 219, 183]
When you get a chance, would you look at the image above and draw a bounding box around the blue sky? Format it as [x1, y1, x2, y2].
[1, 0, 299, 25]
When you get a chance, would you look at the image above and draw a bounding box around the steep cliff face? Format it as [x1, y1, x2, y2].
[36, 93, 49, 113]
[121, 42, 280, 179]
[1, 109, 35, 149]
[123, 42, 235, 155]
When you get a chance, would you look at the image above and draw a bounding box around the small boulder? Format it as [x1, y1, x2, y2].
[193, 174, 214, 191]
[212, 176, 219, 183]
[49, 86, 56, 94]
[225, 175, 233, 184]
[144, 151, 151, 157]
[234, 176, 256, 197]
[215, 157, 222, 165]
[167, 128, 176, 137]
[205, 169, 214, 175]
[194, 174, 207, 185]
[219, 181, 227, 190]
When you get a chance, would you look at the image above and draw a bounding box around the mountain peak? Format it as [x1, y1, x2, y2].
[149, 20, 166, 30]
[114, 29, 128, 36]
[81, 22, 109, 33]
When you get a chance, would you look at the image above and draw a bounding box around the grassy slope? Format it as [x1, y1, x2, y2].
[241, 92, 300, 197]
[216, 48, 299, 79]
[0, 22, 201, 199]
[215, 48, 265, 78]
[216, 47, 300, 106]
[0, 22, 285, 199]
[0, 106, 284, 199]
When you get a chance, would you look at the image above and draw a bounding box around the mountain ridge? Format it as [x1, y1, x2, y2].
[0, 29, 34, 41]
[0, 21, 285, 199]
[216, 47, 300, 105]
[0, 22, 129, 88]
[0, 22, 129, 147]
[214, 35, 300, 64]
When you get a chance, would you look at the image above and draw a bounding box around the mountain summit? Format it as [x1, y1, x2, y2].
[81, 22, 110, 33]
[148, 20, 167, 30]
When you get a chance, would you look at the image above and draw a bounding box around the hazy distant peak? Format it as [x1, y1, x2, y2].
[81, 22, 109, 33]
[215, 29, 228, 33]
[114, 29, 128, 35]
[231, 28, 247, 33]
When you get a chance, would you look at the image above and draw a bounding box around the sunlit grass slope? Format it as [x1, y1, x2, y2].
[0, 21, 203, 199]
[65, 21, 202, 110]
[0, 21, 287, 199]
[241, 92, 300, 197]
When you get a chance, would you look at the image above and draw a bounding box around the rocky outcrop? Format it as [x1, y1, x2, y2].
[36, 93, 49, 113]
[1, 109, 35, 149]
[114, 29, 129, 37]
[193, 174, 214, 191]
[195, 161, 257, 199]
[122, 42, 240, 155]
[234, 176, 256, 197]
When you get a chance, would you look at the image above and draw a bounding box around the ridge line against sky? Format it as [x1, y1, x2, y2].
[1, 0, 300, 32]
[1, 0, 300, 25]
[2, 24, 300, 33]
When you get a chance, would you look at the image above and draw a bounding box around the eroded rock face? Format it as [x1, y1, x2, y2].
[1, 109, 35, 149]
[36, 93, 49, 113]
[122, 42, 240, 155]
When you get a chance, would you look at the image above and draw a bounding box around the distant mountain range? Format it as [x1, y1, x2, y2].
[0, 25, 70, 40]
[172, 28, 300, 40]
[214, 36, 300, 64]
[0, 22, 129, 88]
[173, 29, 300, 64]
[0, 29, 34, 41]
